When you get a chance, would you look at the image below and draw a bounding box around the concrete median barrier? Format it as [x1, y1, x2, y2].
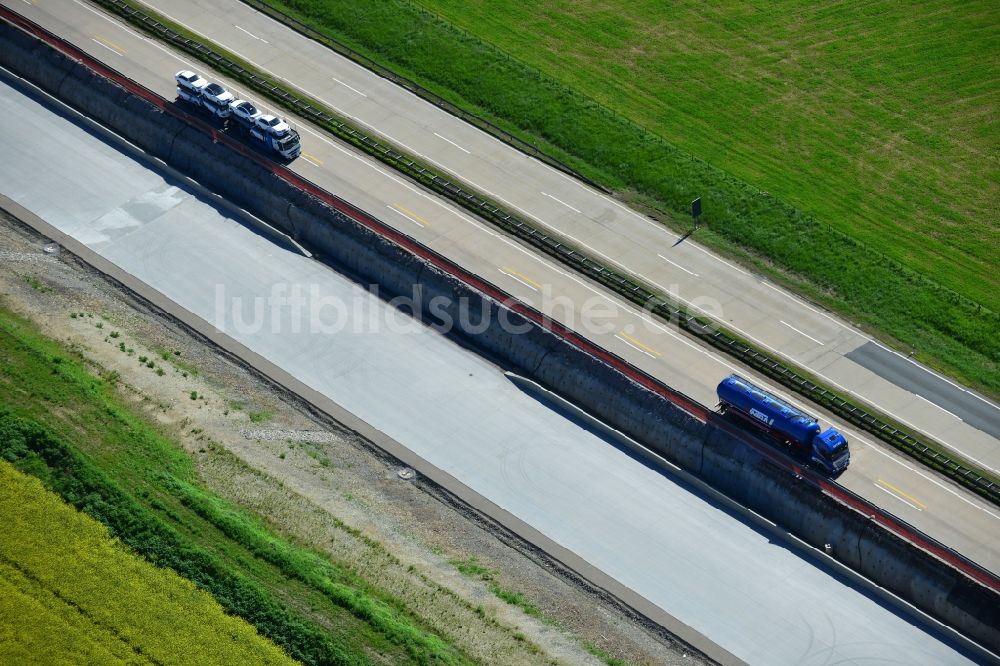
[1, 17, 997, 656]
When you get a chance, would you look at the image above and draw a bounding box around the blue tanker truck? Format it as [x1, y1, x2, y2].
[716, 374, 850, 475]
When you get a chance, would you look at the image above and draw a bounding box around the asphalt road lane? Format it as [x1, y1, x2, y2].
[848, 341, 1000, 441]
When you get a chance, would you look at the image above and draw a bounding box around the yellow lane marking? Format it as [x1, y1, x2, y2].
[301, 152, 323, 166]
[615, 331, 661, 358]
[389, 204, 430, 228]
[877, 479, 927, 510]
[92, 35, 126, 55]
[498, 267, 542, 292]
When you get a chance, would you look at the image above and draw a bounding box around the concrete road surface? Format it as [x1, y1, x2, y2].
[11, 0, 999, 575]
[0, 71, 982, 665]
[139, 0, 1000, 466]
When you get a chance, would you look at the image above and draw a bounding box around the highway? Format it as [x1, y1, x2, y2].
[137, 0, 999, 464]
[0, 67, 982, 665]
[15, 0, 999, 574]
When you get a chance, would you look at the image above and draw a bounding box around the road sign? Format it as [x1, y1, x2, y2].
[692, 197, 702, 219]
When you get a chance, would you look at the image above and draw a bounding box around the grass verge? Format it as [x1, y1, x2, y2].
[39, 0, 995, 499]
[252, 0, 998, 397]
[0, 459, 295, 665]
[0, 303, 473, 665]
[67, 0, 1000, 500]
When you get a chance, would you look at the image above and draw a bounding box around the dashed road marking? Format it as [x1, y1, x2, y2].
[615, 331, 661, 359]
[433, 132, 470, 154]
[388, 204, 429, 228]
[657, 254, 698, 276]
[92, 35, 125, 56]
[541, 192, 582, 214]
[499, 267, 542, 292]
[780, 320, 825, 346]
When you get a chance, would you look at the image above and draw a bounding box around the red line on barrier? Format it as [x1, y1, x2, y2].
[4, 5, 996, 593]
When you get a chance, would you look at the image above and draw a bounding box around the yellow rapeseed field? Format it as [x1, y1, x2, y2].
[0, 460, 297, 665]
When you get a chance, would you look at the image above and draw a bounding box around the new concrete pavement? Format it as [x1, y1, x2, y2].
[10, 0, 999, 575]
[0, 72, 981, 664]
[134, 0, 1000, 472]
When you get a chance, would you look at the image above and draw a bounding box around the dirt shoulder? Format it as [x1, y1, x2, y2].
[0, 207, 711, 666]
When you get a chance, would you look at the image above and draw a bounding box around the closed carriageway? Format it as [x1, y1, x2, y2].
[136, 0, 1000, 463]
[12, 0, 1000, 574]
[0, 59, 984, 665]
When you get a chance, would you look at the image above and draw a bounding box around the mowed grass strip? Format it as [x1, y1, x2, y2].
[0, 460, 295, 666]
[260, 0, 998, 394]
[0, 305, 472, 666]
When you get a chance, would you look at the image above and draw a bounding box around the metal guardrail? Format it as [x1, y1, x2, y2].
[236, 0, 610, 195]
[6, 3, 999, 596]
[95, 0, 1000, 508]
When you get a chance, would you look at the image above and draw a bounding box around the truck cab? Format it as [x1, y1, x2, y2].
[265, 131, 302, 161]
[811, 428, 850, 475]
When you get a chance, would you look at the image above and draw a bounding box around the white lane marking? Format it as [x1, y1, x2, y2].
[599, 193, 678, 234]
[657, 326, 736, 371]
[332, 77, 367, 97]
[150, 0, 996, 459]
[861, 440, 1000, 520]
[780, 320, 826, 346]
[386, 205, 425, 228]
[871, 340, 1000, 413]
[763, 282, 854, 331]
[71, 0, 190, 66]
[657, 254, 698, 276]
[615, 334, 659, 359]
[541, 192, 582, 214]
[687, 242, 750, 275]
[866, 407, 998, 475]
[498, 269, 540, 292]
[297, 126, 427, 199]
[433, 132, 470, 154]
[298, 126, 1000, 483]
[916, 394, 962, 421]
[300, 155, 322, 167]
[91, 37, 124, 56]
[235, 25, 269, 44]
[873, 483, 923, 511]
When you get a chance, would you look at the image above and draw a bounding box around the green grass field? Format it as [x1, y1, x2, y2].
[263, 0, 999, 395]
[414, 0, 998, 307]
[0, 305, 473, 665]
[0, 460, 295, 665]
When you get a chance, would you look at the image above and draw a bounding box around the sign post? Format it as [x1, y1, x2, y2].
[691, 197, 702, 229]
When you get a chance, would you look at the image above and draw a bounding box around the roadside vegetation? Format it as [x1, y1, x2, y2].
[257, 0, 998, 396]
[0, 459, 294, 665]
[0, 305, 475, 665]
